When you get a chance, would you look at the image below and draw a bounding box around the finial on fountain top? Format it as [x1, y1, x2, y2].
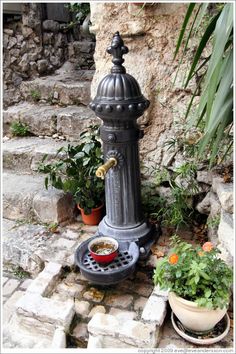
[106, 32, 129, 74]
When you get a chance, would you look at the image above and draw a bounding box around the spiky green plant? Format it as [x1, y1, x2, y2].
[175, 3, 233, 166]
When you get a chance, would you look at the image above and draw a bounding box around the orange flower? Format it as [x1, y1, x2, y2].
[169, 253, 179, 264]
[198, 251, 204, 257]
[202, 242, 213, 252]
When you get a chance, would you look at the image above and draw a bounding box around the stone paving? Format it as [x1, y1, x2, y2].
[2, 222, 234, 350]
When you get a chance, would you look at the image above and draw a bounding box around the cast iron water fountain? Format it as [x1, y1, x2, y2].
[75, 32, 160, 285]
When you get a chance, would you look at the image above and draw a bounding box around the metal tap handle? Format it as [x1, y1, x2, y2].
[96, 157, 117, 180]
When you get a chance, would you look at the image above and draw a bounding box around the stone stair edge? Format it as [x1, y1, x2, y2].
[2, 171, 75, 224]
[2, 136, 70, 174]
[3, 101, 99, 139]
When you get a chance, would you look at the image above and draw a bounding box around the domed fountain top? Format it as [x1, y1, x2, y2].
[89, 32, 149, 119]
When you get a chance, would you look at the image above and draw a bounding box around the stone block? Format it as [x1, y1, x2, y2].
[3, 290, 25, 324]
[216, 182, 233, 214]
[152, 285, 169, 300]
[16, 293, 74, 334]
[3, 222, 45, 275]
[88, 313, 159, 348]
[109, 308, 136, 321]
[88, 305, 106, 318]
[218, 210, 234, 257]
[196, 192, 211, 214]
[3, 276, 9, 285]
[4, 102, 56, 136]
[51, 238, 76, 251]
[56, 106, 98, 140]
[27, 262, 62, 296]
[83, 287, 105, 303]
[134, 296, 147, 311]
[88, 313, 119, 337]
[87, 335, 103, 349]
[75, 300, 90, 317]
[3, 172, 44, 221]
[73, 41, 95, 54]
[3, 279, 20, 297]
[196, 170, 212, 185]
[37, 59, 49, 74]
[106, 293, 133, 309]
[118, 319, 159, 347]
[61, 229, 80, 240]
[33, 189, 74, 224]
[72, 323, 88, 346]
[217, 243, 233, 267]
[56, 282, 84, 298]
[43, 20, 60, 32]
[20, 279, 33, 290]
[88, 334, 136, 349]
[141, 295, 167, 326]
[51, 327, 66, 348]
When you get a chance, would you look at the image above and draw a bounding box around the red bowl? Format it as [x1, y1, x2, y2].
[88, 237, 119, 264]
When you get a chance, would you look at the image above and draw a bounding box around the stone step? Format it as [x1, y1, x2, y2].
[2, 172, 74, 223]
[3, 172, 44, 221]
[3, 102, 98, 139]
[2, 218, 90, 275]
[3, 136, 71, 173]
[20, 67, 94, 106]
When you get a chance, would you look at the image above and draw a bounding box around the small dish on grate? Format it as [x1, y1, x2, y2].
[75, 236, 139, 285]
[88, 236, 118, 264]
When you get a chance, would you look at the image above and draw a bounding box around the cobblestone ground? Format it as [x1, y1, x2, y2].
[2, 222, 234, 350]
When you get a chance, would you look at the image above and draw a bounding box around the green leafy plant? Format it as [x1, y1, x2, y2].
[175, 3, 233, 166]
[142, 163, 198, 229]
[12, 266, 31, 280]
[206, 215, 220, 228]
[46, 222, 59, 233]
[64, 3, 90, 30]
[10, 120, 30, 137]
[153, 235, 233, 309]
[38, 125, 105, 215]
[30, 89, 41, 102]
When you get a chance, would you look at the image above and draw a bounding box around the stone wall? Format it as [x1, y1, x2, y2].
[196, 172, 234, 266]
[3, 3, 95, 108]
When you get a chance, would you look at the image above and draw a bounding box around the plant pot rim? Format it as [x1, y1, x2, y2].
[169, 291, 227, 311]
[77, 203, 104, 212]
[169, 291, 199, 308]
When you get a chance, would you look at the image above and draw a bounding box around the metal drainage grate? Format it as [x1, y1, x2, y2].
[75, 236, 139, 285]
[83, 251, 133, 272]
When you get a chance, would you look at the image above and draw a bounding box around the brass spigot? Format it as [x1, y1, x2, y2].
[96, 157, 117, 180]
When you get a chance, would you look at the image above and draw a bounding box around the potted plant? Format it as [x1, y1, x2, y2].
[38, 125, 105, 225]
[153, 235, 233, 334]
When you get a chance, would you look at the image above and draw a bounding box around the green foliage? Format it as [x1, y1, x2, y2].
[175, 3, 233, 166]
[12, 266, 30, 279]
[153, 235, 233, 309]
[142, 162, 198, 229]
[10, 120, 30, 137]
[30, 89, 41, 102]
[65, 3, 90, 29]
[206, 215, 220, 228]
[38, 125, 105, 215]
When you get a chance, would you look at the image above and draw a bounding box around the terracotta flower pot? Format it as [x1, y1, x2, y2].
[168, 292, 227, 334]
[78, 204, 103, 226]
